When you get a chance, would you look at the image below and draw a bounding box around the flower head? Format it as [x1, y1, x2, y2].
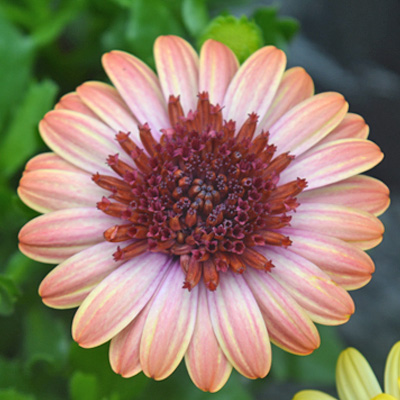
[18, 35, 388, 392]
[293, 341, 400, 400]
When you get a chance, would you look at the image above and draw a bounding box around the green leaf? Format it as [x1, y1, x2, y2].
[0, 275, 20, 316]
[182, 0, 209, 37]
[70, 371, 99, 400]
[0, 11, 35, 130]
[253, 6, 300, 50]
[125, 0, 186, 66]
[0, 79, 58, 178]
[0, 389, 35, 400]
[197, 15, 263, 63]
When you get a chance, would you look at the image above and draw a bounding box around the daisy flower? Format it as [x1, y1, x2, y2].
[293, 341, 400, 400]
[18, 35, 389, 392]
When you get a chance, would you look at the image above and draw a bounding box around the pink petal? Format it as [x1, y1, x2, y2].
[260, 67, 314, 132]
[140, 263, 198, 380]
[318, 113, 369, 146]
[76, 81, 139, 139]
[39, 242, 123, 309]
[298, 175, 390, 216]
[40, 109, 130, 175]
[18, 169, 105, 213]
[102, 50, 169, 137]
[269, 92, 348, 156]
[280, 139, 384, 189]
[349, 237, 383, 251]
[291, 203, 384, 243]
[266, 247, 355, 325]
[109, 298, 154, 378]
[18, 208, 119, 263]
[282, 228, 375, 290]
[154, 35, 199, 113]
[72, 252, 171, 348]
[223, 46, 286, 131]
[244, 268, 320, 354]
[199, 39, 239, 105]
[185, 284, 232, 392]
[55, 92, 98, 118]
[24, 152, 85, 174]
[207, 273, 271, 379]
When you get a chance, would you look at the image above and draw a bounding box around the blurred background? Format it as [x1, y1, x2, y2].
[0, 0, 398, 399]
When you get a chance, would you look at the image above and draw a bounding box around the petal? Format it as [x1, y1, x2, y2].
[55, 92, 98, 118]
[223, 46, 286, 131]
[384, 341, 400, 398]
[318, 113, 369, 146]
[280, 139, 384, 190]
[244, 268, 320, 354]
[293, 390, 338, 400]
[109, 298, 154, 378]
[281, 228, 375, 290]
[185, 284, 232, 392]
[336, 348, 382, 400]
[291, 203, 384, 243]
[140, 263, 198, 380]
[72, 252, 171, 348]
[207, 273, 271, 379]
[269, 92, 348, 156]
[102, 50, 169, 136]
[260, 66, 314, 132]
[265, 247, 355, 325]
[40, 109, 131, 175]
[154, 35, 199, 113]
[76, 81, 139, 138]
[298, 175, 390, 216]
[18, 169, 105, 213]
[24, 152, 85, 174]
[39, 242, 123, 309]
[18, 208, 119, 263]
[199, 39, 239, 105]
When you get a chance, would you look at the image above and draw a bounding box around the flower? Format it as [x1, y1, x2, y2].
[18, 35, 389, 392]
[293, 341, 400, 400]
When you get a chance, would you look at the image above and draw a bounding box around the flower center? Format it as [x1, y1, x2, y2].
[93, 92, 306, 291]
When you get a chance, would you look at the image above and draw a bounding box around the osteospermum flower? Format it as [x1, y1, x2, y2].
[18, 36, 389, 392]
[293, 341, 400, 400]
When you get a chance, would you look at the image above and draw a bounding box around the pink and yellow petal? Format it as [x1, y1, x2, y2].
[280, 139, 384, 189]
[207, 273, 271, 379]
[18, 208, 119, 263]
[102, 50, 169, 136]
[336, 348, 382, 400]
[269, 92, 348, 156]
[154, 35, 199, 113]
[298, 175, 390, 217]
[18, 169, 106, 213]
[55, 92, 98, 118]
[260, 66, 314, 132]
[76, 81, 139, 138]
[282, 228, 375, 290]
[39, 242, 123, 309]
[244, 268, 320, 355]
[318, 113, 369, 146]
[266, 247, 354, 325]
[72, 252, 171, 348]
[223, 46, 286, 130]
[199, 39, 239, 105]
[109, 299, 154, 378]
[384, 341, 400, 398]
[140, 263, 198, 380]
[40, 110, 130, 175]
[185, 284, 232, 392]
[291, 203, 384, 243]
[24, 152, 85, 174]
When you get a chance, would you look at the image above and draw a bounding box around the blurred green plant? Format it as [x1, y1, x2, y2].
[0, 1, 324, 399]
